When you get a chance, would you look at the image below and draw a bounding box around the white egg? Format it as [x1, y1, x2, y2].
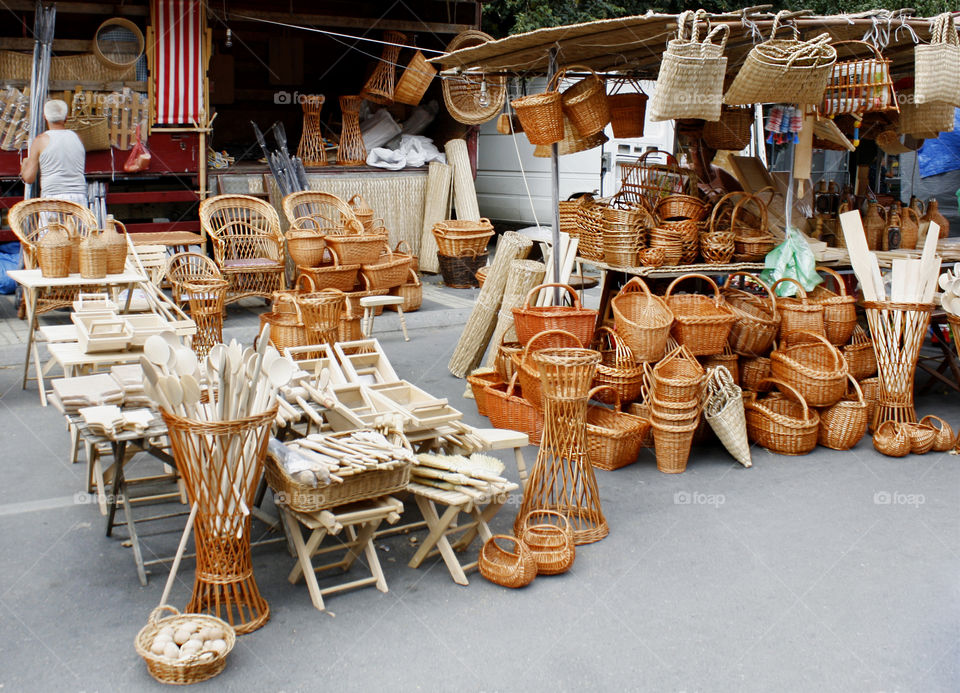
[173, 628, 192, 645]
[209, 638, 227, 655]
[162, 642, 180, 660]
[198, 627, 214, 641]
[204, 626, 224, 641]
[159, 626, 175, 638]
[150, 638, 167, 656]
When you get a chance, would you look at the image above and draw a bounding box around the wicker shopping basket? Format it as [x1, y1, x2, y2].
[770, 331, 848, 407]
[517, 511, 576, 575]
[817, 375, 868, 450]
[512, 283, 598, 349]
[722, 272, 779, 357]
[611, 277, 674, 362]
[586, 385, 650, 471]
[478, 535, 537, 588]
[134, 605, 236, 685]
[745, 379, 820, 455]
[664, 273, 737, 356]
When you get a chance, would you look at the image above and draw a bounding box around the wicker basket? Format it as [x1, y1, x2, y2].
[700, 230, 736, 264]
[432, 225, 494, 257]
[511, 74, 564, 145]
[638, 247, 666, 267]
[772, 277, 826, 340]
[518, 511, 576, 575]
[438, 250, 487, 288]
[297, 247, 360, 292]
[441, 31, 505, 125]
[265, 450, 411, 512]
[665, 273, 737, 356]
[558, 64, 610, 137]
[485, 373, 544, 445]
[860, 376, 879, 425]
[723, 13, 837, 106]
[919, 415, 955, 452]
[134, 606, 236, 685]
[259, 294, 310, 354]
[740, 354, 773, 392]
[286, 228, 327, 267]
[607, 80, 647, 138]
[873, 420, 910, 457]
[647, 226, 684, 266]
[702, 345, 739, 385]
[297, 288, 347, 344]
[843, 324, 877, 380]
[389, 269, 422, 312]
[904, 423, 937, 455]
[818, 375, 868, 450]
[656, 194, 709, 222]
[809, 266, 858, 345]
[703, 105, 754, 150]
[393, 240, 419, 274]
[586, 385, 650, 470]
[771, 331, 848, 407]
[611, 277, 674, 362]
[591, 326, 646, 404]
[513, 329, 584, 411]
[722, 272, 779, 357]
[575, 197, 607, 261]
[361, 248, 412, 290]
[745, 379, 820, 455]
[66, 115, 111, 151]
[478, 535, 537, 588]
[467, 367, 503, 417]
[394, 50, 436, 106]
[651, 416, 700, 473]
[102, 219, 128, 274]
[650, 345, 706, 403]
[324, 227, 388, 265]
[36, 223, 73, 278]
[512, 283, 598, 349]
[495, 341, 523, 381]
[475, 266, 488, 287]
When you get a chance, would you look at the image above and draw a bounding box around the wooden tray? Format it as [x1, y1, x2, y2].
[324, 384, 401, 431]
[73, 292, 118, 313]
[71, 312, 132, 353]
[334, 339, 399, 384]
[124, 314, 171, 347]
[369, 380, 463, 430]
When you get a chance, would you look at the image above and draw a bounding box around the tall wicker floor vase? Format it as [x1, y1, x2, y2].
[514, 349, 607, 545]
[863, 301, 933, 430]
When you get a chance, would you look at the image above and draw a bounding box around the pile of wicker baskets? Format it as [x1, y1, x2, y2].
[432, 218, 494, 288]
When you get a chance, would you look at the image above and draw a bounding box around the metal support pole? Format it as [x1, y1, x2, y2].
[548, 47, 561, 306]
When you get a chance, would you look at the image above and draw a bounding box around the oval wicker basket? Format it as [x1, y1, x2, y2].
[518, 510, 576, 575]
[873, 420, 910, 457]
[771, 330, 848, 407]
[656, 194, 709, 222]
[324, 227, 388, 265]
[478, 534, 537, 588]
[745, 379, 820, 455]
[771, 277, 826, 340]
[586, 384, 651, 470]
[739, 353, 773, 392]
[904, 422, 937, 454]
[441, 31, 505, 125]
[134, 605, 236, 685]
[467, 367, 503, 417]
[297, 247, 360, 292]
[485, 372, 544, 445]
[664, 273, 737, 356]
[361, 248, 412, 290]
[389, 269, 422, 312]
[919, 415, 955, 452]
[611, 277, 674, 362]
[722, 272, 779, 356]
[512, 283, 598, 349]
[817, 375, 868, 450]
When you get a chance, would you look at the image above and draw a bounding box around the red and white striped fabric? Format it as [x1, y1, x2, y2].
[151, 0, 205, 125]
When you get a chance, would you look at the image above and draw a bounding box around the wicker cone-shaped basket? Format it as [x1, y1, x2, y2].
[703, 365, 752, 467]
[586, 385, 650, 471]
[771, 331, 848, 407]
[665, 273, 737, 356]
[873, 420, 910, 457]
[817, 375, 869, 451]
[512, 283, 598, 349]
[651, 417, 699, 473]
[134, 605, 236, 685]
[611, 277, 674, 362]
[919, 415, 955, 452]
[478, 535, 537, 588]
[745, 379, 820, 455]
[518, 511, 576, 575]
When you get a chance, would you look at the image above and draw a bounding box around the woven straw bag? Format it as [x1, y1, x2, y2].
[914, 13, 960, 108]
[650, 11, 728, 122]
[478, 535, 537, 588]
[898, 89, 955, 137]
[703, 365, 752, 467]
[724, 11, 836, 106]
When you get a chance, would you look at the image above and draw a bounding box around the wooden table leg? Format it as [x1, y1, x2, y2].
[106, 440, 148, 586]
[361, 521, 389, 593]
[280, 507, 326, 611]
[452, 498, 504, 551]
[408, 496, 469, 585]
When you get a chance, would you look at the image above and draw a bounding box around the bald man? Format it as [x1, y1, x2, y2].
[20, 99, 87, 206]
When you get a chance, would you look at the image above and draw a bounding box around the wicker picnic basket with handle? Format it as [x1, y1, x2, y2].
[656, 194, 709, 222]
[817, 375, 868, 451]
[286, 227, 327, 268]
[324, 223, 388, 266]
[297, 247, 360, 292]
[512, 283, 598, 349]
[467, 367, 503, 417]
[585, 385, 650, 471]
[650, 345, 705, 403]
[611, 277, 674, 362]
[557, 64, 610, 137]
[485, 372, 544, 445]
[770, 331, 848, 407]
[809, 266, 857, 345]
[843, 325, 877, 380]
[731, 195, 776, 261]
[511, 73, 564, 145]
[361, 247, 412, 290]
[478, 535, 537, 588]
[393, 240, 418, 274]
[722, 272, 779, 357]
[920, 415, 955, 452]
[723, 11, 837, 106]
[873, 420, 910, 457]
[518, 510, 576, 575]
[495, 341, 523, 381]
[771, 277, 826, 340]
[745, 379, 820, 455]
[607, 79, 647, 138]
[259, 294, 310, 353]
[134, 605, 236, 685]
[512, 329, 584, 411]
[664, 273, 737, 356]
[591, 326, 646, 404]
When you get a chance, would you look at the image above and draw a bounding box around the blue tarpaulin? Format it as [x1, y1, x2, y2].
[918, 108, 960, 178]
[0, 241, 21, 294]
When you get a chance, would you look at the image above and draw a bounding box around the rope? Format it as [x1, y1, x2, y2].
[506, 98, 541, 228]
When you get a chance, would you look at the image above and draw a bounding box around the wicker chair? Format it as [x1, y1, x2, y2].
[8, 198, 99, 314]
[281, 191, 361, 233]
[166, 252, 222, 306]
[199, 194, 286, 304]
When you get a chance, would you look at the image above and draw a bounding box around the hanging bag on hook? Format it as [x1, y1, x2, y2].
[123, 124, 151, 173]
[914, 12, 960, 108]
[649, 10, 728, 122]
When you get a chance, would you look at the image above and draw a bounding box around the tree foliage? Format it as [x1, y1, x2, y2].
[482, 0, 957, 37]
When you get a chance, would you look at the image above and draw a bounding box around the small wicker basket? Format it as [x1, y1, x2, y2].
[518, 511, 576, 575]
[134, 605, 236, 685]
[478, 535, 537, 588]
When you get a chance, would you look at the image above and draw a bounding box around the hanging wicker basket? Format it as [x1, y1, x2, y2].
[558, 64, 610, 137]
[607, 79, 647, 138]
[394, 50, 436, 106]
[511, 76, 564, 145]
[441, 31, 506, 125]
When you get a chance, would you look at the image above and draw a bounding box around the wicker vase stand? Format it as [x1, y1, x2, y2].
[183, 279, 229, 360]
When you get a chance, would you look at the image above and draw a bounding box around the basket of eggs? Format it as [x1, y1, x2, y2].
[134, 605, 236, 685]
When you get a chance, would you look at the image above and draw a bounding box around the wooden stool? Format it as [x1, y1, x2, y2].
[279, 496, 403, 611]
[359, 295, 409, 341]
[407, 481, 518, 585]
[461, 427, 530, 490]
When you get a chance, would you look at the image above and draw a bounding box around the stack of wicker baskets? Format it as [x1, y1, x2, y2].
[432, 219, 494, 288]
[647, 345, 705, 473]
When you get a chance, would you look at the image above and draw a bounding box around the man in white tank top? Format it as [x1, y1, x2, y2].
[20, 99, 88, 207]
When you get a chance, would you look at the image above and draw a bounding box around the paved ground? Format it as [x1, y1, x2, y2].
[0, 279, 957, 692]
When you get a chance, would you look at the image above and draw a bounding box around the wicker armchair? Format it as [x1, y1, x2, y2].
[8, 198, 99, 314]
[281, 191, 362, 233]
[199, 194, 286, 304]
[166, 252, 222, 306]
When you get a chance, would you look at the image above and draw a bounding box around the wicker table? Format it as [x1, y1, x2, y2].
[7, 269, 145, 405]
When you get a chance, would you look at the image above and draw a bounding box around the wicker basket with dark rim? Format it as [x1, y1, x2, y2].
[745, 378, 820, 455]
[478, 535, 537, 588]
[771, 331, 848, 407]
[512, 283, 598, 349]
[513, 329, 584, 411]
[771, 277, 826, 340]
[591, 326, 646, 404]
[817, 375, 868, 450]
[919, 415, 955, 452]
[810, 265, 858, 345]
[722, 272, 779, 357]
[843, 324, 877, 380]
[485, 373, 544, 445]
[611, 277, 674, 362]
[467, 367, 503, 417]
[518, 510, 576, 575]
[438, 249, 488, 288]
[134, 605, 236, 685]
[664, 273, 737, 356]
[586, 385, 650, 470]
[297, 247, 360, 292]
[873, 420, 910, 457]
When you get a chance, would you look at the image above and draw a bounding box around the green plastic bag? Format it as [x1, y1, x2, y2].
[759, 227, 822, 297]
